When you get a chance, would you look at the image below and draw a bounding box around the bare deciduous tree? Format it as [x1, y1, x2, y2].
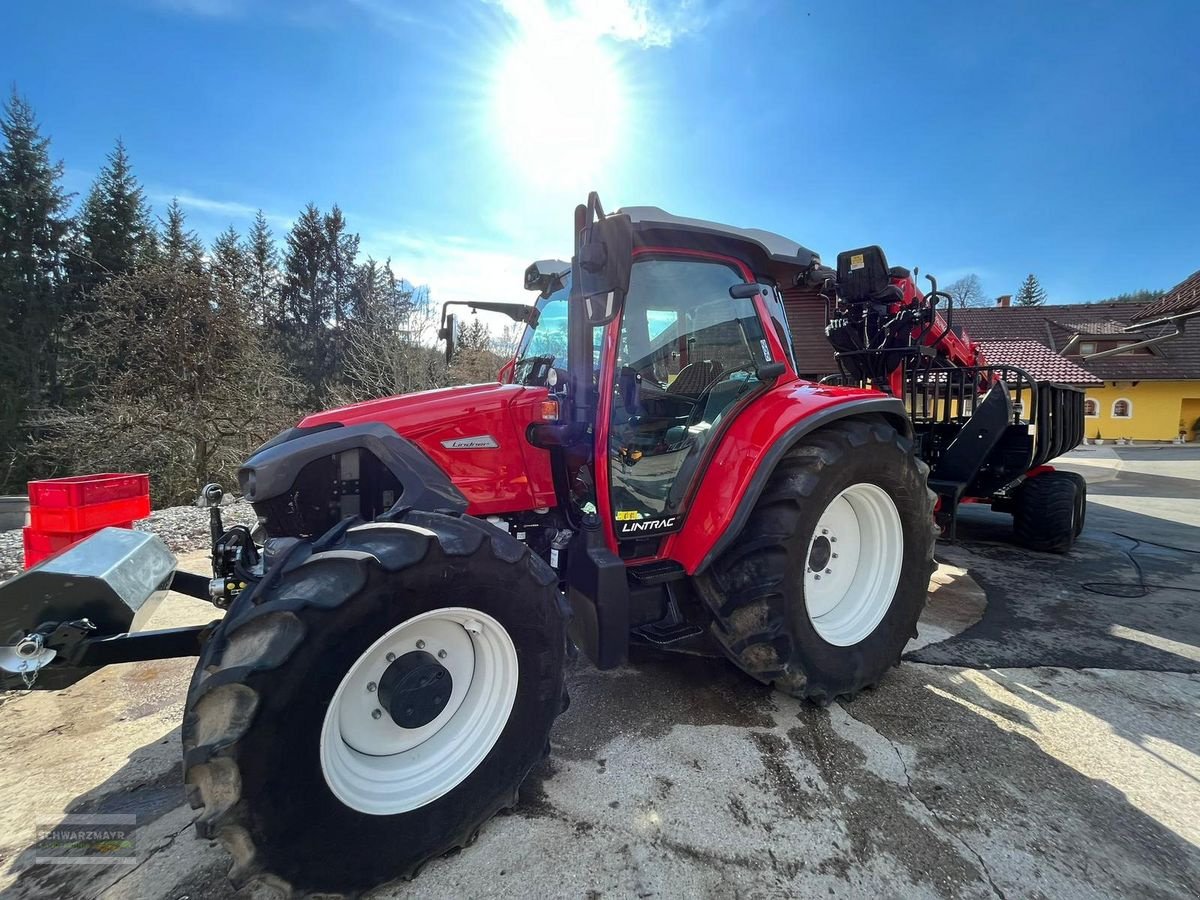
[26, 263, 301, 505]
[944, 274, 989, 309]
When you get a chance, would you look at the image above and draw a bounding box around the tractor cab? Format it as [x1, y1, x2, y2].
[520, 196, 826, 547]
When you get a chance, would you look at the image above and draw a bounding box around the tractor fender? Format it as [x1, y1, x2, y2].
[238, 421, 468, 514]
[664, 388, 911, 575]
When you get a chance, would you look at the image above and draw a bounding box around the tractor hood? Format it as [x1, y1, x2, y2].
[297, 382, 558, 515]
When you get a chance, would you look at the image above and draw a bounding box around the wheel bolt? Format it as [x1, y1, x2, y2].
[821, 528, 829, 535]
[371, 709, 382, 720]
[386, 652, 396, 662]
[367, 682, 377, 693]
[831, 537, 837, 543]
[814, 574, 821, 580]
[416, 639, 426, 649]
[825, 568, 832, 574]
[438, 649, 447, 659]
[832, 553, 839, 559]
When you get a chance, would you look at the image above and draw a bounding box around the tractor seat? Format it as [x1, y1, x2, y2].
[666, 360, 722, 397]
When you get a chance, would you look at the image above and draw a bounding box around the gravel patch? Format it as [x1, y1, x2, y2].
[0, 499, 257, 581]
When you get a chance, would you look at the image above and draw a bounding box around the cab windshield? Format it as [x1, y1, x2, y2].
[513, 278, 570, 386]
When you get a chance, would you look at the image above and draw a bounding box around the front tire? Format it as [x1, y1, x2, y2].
[694, 418, 936, 703]
[182, 510, 565, 895]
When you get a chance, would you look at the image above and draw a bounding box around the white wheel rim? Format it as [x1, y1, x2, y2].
[804, 482, 904, 646]
[320, 607, 519, 815]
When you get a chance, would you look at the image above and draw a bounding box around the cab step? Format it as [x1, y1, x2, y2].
[628, 559, 686, 585]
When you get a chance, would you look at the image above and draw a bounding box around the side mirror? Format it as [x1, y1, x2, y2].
[576, 213, 632, 327]
[440, 313, 460, 365]
[524, 259, 571, 297]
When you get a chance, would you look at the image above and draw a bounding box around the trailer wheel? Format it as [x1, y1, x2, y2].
[1013, 471, 1080, 552]
[695, 418, 936, 704]
[1061, 470, 1087, 537]
[182, 510, 565, 896]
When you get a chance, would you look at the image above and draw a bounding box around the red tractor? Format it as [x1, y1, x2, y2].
[0, 194, 1084, 894]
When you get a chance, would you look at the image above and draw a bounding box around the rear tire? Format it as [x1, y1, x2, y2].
[1013, 471, 1079, 552]
[694, 418, 936, 704]
[182, 510, 565, 896]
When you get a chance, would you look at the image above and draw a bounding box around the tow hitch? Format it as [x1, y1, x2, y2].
[0, 527, 216, 691]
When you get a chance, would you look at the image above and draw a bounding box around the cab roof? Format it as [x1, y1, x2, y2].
[617, 205, 820, 285]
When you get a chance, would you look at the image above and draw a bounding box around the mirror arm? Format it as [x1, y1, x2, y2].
[440, 300, 539, 327]
[587, 191, 606, 221]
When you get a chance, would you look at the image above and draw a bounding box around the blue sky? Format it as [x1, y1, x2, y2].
[6, 0, 1199, 306]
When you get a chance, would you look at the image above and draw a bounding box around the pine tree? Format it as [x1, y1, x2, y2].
[211, 225, 250, 305]
[247, 210, 279, 323]
[0, 89, 72, 488]
[459, 315, 492, 352]
[323, 204, 359, 326]
[68, 138, 156, 309]
[1015, 273, 1047, 307]
[281, 203, 326, 332]
[160, 198, 204, 272]
[280, 203, 331, 401]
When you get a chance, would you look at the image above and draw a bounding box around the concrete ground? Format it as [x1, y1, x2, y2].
[1, 445, 1198, 899]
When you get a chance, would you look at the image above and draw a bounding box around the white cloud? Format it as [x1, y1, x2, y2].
[361, 229, 537, 308]
[495, 0, 708, 48]
[344, 0, 427, 28]
[150, 190, 292, 228]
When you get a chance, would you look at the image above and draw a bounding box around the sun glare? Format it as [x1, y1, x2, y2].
[491, 22, 626, 189]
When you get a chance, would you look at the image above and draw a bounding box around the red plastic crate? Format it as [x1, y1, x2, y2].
[23, 522, 135, 569]
[28, 473, 149, 509]
[23, 528, 89, 568]
[28, 495, 149, 534]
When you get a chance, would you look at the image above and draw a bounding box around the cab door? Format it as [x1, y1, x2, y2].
[604, 253, 778, 545]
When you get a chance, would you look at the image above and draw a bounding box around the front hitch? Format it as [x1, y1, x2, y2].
[0, 527, 216, 691]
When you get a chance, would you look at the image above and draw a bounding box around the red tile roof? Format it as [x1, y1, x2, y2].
[957, 301, 1200, 381]
[976, 341, 1102, 385]
[782, 289, 1199, 382]
[1133, 269, 1200, 323]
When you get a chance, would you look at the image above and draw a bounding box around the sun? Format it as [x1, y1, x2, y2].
[490, 22, 626, 189]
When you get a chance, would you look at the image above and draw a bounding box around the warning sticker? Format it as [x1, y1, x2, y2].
[615, 510, 642, 521]
[850, 253, 865, 271]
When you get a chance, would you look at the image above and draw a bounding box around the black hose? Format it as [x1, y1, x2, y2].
[1080, 532, 1200, 598]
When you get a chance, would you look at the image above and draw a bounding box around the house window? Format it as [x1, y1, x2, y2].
[1083, 398, 1098, 417]
[1112, 398, 1132, 418]
[1078, 341, 1097, 355]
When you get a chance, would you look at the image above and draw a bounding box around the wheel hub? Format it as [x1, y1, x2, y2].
[378, 650, 453, 729]
[808, 534, 833, 572]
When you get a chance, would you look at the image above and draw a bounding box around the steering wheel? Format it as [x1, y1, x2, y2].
[684, 363, 758, 428]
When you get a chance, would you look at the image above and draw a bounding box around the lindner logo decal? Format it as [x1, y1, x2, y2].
[441, 435, 499, 450]
[616, 514, 682, 537]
